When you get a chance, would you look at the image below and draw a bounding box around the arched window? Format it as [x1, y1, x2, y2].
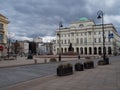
[89, 47, 92, 54]
[84, 47, 87, 54]
[80, 47, 83, 54]
[94, 47, 97, 54]
[108, 47, 112, 54]
[98, 47, 102, 55]
[76, 47, 79, 54]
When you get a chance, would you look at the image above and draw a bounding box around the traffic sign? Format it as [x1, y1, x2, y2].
[109, 33, 114, 39]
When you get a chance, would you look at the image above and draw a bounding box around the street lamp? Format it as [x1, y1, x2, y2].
[97, 10, 106, 61]
[57, 22, 63, 61]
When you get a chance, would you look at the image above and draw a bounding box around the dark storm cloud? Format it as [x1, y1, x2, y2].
[0, 0, 120, 40]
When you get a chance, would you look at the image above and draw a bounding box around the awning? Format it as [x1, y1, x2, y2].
[0, 45, 4, 51]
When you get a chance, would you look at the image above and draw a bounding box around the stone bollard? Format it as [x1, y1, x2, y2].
[34, 59, 37, 64]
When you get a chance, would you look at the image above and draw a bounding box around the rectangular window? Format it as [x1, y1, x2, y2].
[99, 31, 101, 34]
[84, 38, 87, 43]
[80, 38, 83, 44]
[64, 40, 66, 44]
[88, 31, 91, 35]
[71, 32, 74, 36]
[68, 39, 70, 44]
[98, 38, 101, 43]
[0, 23, 3, 30]
[68, 33, 70, 37]
[94, 38, 96, 43]
[64, 34, 66, 37]
[61, 40, 63, 44]
[81, 33, 82, 36]
[76, 38, 79, 44]
[0, 34, 3, 43]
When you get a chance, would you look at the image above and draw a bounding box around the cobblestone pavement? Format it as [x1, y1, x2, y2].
[1, 56, 120, 90]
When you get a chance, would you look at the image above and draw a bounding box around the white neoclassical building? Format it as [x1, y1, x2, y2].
[54, 17, 120, 56]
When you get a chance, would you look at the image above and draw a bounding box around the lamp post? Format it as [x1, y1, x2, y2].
[7, 38, 10, 59]
[97, 10, 106, 61]
[57, 22, 63, 61]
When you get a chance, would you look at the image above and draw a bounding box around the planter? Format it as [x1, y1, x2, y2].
[57, 63, 73, 76]
[98, 57, 109, 65]
[75, 63, 84, 71]
[27, 54, 33, 59]
[49, 57, 57, 62]
[98, 60, 105, 65]
[84, 61, 94, 69]
[104, 57, 109, 64]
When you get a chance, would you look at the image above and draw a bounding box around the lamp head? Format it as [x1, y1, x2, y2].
[97, 15, 102, 19]
[59, 21, 63, 27]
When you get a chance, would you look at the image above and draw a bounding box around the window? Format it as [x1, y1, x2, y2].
[61, 40, 63, 44]
[108, 38, 111, 42]
[99, 38, 101, 43]
[88, 31, 91, 35]
[80, 38, 83, 44]
[94, 38, 96, 43]
[76, 38, 79, 44]
[64, 40, 66, 44]
[99, 31, 101, 34]
[68, 33, 70, 37]
[68, 39, 70, 44]
[0, 23, 3, 30]
[76, 33, 78, 36]
[71, 32, 74, 36]
[0, 34, 3, 42]
[84, 38, 87, 43]
[64, 34, 66, 37]
[81, 33, 83, 36]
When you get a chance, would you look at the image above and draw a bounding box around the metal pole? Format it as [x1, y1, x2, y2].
[97, 10, 106, 61]
[8, 38, 10, 59]
[58, 22, 63, 62]
[58, 31, 61, 61]
[102, 14, 106, 61]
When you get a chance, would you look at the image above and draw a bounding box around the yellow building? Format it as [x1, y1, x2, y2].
[0, 13, 9, 56]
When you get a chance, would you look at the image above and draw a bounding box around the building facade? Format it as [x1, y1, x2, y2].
[11, 40, 29, 56]
[54, 17, 120, 56]
[0, 13, 9, 57]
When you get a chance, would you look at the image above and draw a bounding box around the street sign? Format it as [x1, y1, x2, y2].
[109, 33, 114, 39]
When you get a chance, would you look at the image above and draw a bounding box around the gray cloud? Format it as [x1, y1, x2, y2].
[0, 0, 120, 40]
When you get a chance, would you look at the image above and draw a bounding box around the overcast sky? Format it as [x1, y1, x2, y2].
[0, 0, 120, 41]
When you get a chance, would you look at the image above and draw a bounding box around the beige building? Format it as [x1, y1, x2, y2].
[0, 13, 9, 56]
[54, 17, 120, 56]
